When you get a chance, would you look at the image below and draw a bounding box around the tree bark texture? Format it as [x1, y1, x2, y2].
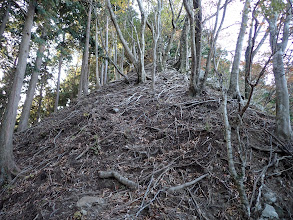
[0, 0, 11, 40]
[18, 38, 46, 132]
[266, 5, 292, 140]
[0, 0, 36, 184]
[173, 17, 189, 74]
[228, 0, 250, 98]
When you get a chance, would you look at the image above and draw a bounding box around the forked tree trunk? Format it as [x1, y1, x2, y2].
[106, 0, 146, 83]
[0, 0, 36, 184]
[266, 5, 292, 141]
[78, 0, 92, 98]
[18, 36, 46, 132]
[200, 0, 228, 92]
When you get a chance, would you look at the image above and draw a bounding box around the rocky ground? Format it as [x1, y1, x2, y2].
[0, 66, 292, 219]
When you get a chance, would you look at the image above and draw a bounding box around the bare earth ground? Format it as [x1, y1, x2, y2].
[0, 66, 292, 220]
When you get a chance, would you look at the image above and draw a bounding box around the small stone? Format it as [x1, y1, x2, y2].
[264, 191, 277, 204]
[262, 204, 279, 219]
[81, 209, 87, 215]
[76, 196, 105, 208]
[112, 108, 119, 113]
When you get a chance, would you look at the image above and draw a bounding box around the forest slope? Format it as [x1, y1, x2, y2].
[0, 66, 292, 219]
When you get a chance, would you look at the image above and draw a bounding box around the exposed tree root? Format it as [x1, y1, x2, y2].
[98, 170, 138, 189]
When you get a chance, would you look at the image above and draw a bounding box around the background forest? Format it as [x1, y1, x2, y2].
[0, 0, 292, 219]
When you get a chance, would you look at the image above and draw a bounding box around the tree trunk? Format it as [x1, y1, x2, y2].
[106, 0, 147, 83]
[228, 0, 250, 99]
[151, 0, 162, 90]
[18, 37, 46, 132]
[194, 0, 202, 95]
[0, 0, 11, 40]
[266, 5, 292, 140]
[136, 0, 147, 83]
[200, 0, 228, 93]
[54, 54, 63, 112]
[78, 0, 92, 98]
[106, 0, 137, 66]
[161, 1, 183, 71]
[184, 0, 201, 96]
[37, 74, 46, 123]
[95, 15, 101, 89]
[0, 0, 36, 184]
[104, 16, 109, 84]
[173, 17, 189, 74]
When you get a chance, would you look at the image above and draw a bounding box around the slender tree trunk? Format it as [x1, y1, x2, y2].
[0, 0, 36, 184]
[173, 17, 189, 74]
[54, 54, 63, 112]
[113, 32, 119, 80]
[183, 0, 198, 95]
[151, 0, 162, 90]
[37, 74, 46, 123]
[18, 37, 46, 131]
[0, 0, 11, 40]
[106, 0, 137, 66]
[162, 1, 183, 70]
[194, 0, 202, 95]
[104, 16, 109, 84]
[200, 0, 228, 92]
[78, 0, 92, 98]
[227, 0, 250, 99]
[136, 0, 147, 83]
[95, 15, 101, 89]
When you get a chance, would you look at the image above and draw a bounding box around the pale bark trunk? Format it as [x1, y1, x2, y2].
[244, 17, 268, 99]
[266, 6, 292, 140]
[106, 0, 146, 83]
[54, 54, 63, 112]
[18, 38, 46, 132]
[151, 0, 162, 90]
[113, 32, 119, 80]
[106, 0, 137, 66]
[78, 0, 92, 98]
[0, 0, 11, 40]
[136, 0, 147, 83]
[228, 0, 250, 98]
[0, 0, 35, 184]
[184, 0, 202, 96]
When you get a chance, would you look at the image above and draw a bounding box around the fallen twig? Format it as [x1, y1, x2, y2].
[98, 170, 138, 189]
[167, 173, 208, 193]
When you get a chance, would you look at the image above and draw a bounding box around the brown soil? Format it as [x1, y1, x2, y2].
[0, 66, 292, 220]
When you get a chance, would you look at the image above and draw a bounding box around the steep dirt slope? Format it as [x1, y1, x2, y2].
[0, 67, 292, 220]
